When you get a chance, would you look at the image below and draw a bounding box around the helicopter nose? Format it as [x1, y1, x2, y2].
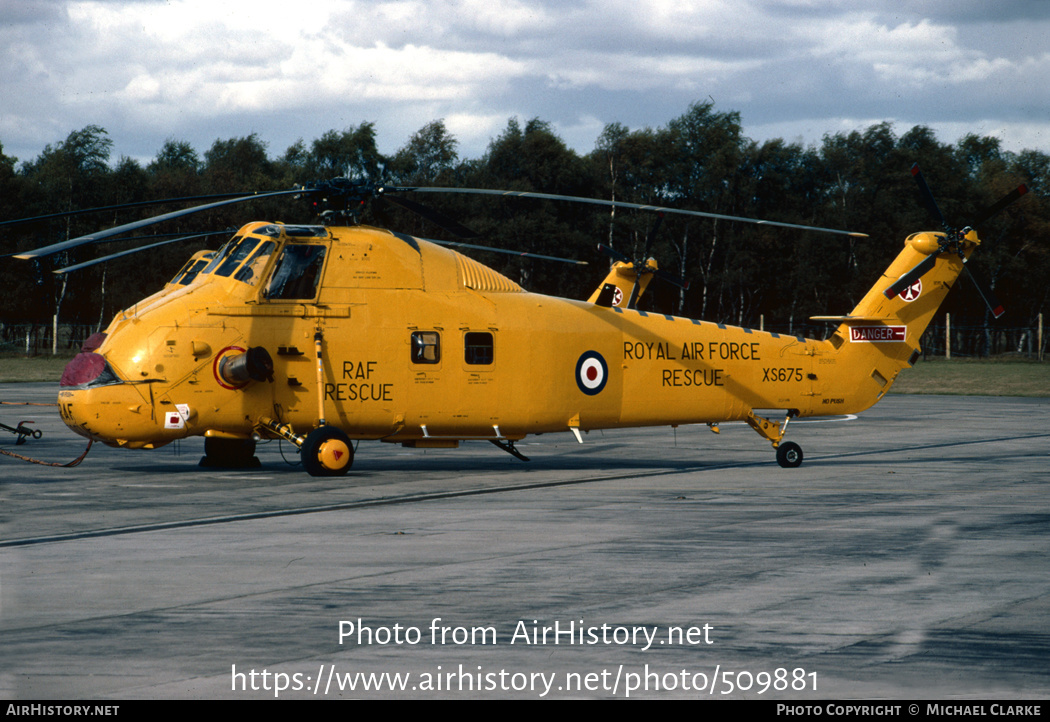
[60, 352, 107, 387]
[57, 346, 152, 445]
[60, 333, 112, 388]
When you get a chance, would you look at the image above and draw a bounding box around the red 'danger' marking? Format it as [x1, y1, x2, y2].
[850, 326, 906, 342]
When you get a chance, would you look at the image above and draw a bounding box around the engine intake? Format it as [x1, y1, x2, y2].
[217, 346, 274, 387]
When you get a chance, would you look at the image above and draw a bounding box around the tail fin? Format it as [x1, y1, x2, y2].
[811, 231, 973, 406]
[817, 231, 972, 347]
[587, 260, 655, 307]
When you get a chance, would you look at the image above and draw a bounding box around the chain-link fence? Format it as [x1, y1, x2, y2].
[919, 314, 1046, 360]
[0, 323, 100, 356]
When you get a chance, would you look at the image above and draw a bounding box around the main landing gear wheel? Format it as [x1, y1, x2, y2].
[301, 426, 354, 476]
[776, 441, 803, 468]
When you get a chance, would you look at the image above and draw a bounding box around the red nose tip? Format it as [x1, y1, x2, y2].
[60, 353, 106, 387]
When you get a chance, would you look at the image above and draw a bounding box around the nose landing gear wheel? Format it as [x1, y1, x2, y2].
[301, 426, 354, 476]
[776, 441, 803, 468]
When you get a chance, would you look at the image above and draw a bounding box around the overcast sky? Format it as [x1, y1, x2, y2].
[3, 0, 1049, 169]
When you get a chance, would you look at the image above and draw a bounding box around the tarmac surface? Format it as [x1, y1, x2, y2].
[0, 382, 1048, 700]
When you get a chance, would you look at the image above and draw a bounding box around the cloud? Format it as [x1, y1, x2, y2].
[1, 0, 1048, 166]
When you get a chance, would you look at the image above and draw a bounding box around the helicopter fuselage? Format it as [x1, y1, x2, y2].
[57, 220, 965, 465]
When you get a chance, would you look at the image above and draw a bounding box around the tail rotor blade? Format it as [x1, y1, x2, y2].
[968, 184, 1029, 228]
[654, 267, 690, 290]
[963, 264, 1005, 318]
[884, 253, 937, 299]
[902, 164, 1026, 319]
[911, 164, 948, 231]
[597, 243, 633, 266]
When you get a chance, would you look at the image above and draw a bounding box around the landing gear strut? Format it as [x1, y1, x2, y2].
[254, 417, 356, 477]
[490, 438, 530, 462]
[745, 409, 805, 468]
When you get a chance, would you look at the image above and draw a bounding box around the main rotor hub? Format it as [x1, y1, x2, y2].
[299, 178, 385, 225]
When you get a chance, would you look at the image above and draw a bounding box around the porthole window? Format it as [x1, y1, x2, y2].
[411, 332, 440, 364]
[464, 332, 493, 365]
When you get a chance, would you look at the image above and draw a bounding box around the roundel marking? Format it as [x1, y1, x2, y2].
[900, 279, 922, 302]
[213, 345, 247, 390]
[575, 351, 608, 396]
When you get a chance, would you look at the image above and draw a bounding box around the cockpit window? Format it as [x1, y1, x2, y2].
[233, 241, 276, 285]
[264, 244, 327, 300]
[173, 258, 210, 286]
[168, 257, 198, 286]
[214, 237, 261, 278]
[201, 235, 243, 275]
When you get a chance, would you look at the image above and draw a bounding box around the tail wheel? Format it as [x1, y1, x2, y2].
[301, 426, 354, 476]
[776, 441, 803, 468]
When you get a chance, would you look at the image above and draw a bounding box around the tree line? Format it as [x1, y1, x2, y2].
[1, 101, 1047, 348]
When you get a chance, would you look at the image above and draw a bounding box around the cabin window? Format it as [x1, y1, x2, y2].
[411, 332, 440, 364]
[464, 332, 494, 365]
[264, 244, 326, 300]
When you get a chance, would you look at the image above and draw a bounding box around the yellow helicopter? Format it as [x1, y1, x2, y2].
[12, 170, 1026, 474]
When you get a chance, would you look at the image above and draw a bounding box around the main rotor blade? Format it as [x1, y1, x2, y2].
[53, 232, 227, 274]
[968, 184, 1029, 228]
[14, 189, 304, 260]
[425, 237, 587, 265]
[641, 212, 665, 260]
[911, 164, 948, 231]
[1, 230, 210, 259]
[963, 263, 1005, 318]
[381, 194, 480, 238]
[409, 187, 868, 238]
[0, 192, 260, 229]
[884, 253, 938, 299]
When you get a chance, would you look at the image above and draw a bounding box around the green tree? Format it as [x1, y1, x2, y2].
[660, 102, 746, 319]
[306, 123, 384, 181]
[147, 138, 202, 199]
[16, 126, 115, 327]
[389, 120, 459, 184]
[202, 133, 274, 191]
[465, 118, 594, 294]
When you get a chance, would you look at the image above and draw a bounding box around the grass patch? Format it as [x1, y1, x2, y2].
[0, 354, 75, 383]
[890, 357, 1050, 397]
